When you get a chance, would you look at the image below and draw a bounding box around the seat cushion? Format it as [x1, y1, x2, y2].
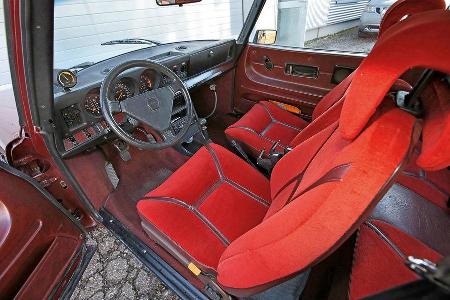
[225, 101, 308, 157]
[136, 143, 271, 270]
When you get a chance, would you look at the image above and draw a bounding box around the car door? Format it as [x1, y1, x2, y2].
[234, 43, 364, 120]
[0, 161, 90, 299]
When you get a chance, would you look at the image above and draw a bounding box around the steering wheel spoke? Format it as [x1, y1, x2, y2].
[108, 100, 122, 114]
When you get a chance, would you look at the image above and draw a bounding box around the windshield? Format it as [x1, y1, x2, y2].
[54, 0, 252, 69]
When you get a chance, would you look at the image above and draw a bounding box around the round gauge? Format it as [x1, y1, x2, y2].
[57, 70, 77, 88]
[139, 71, 154, 93]
[84, 89, 101, 116]
[114, 81, 134, 101]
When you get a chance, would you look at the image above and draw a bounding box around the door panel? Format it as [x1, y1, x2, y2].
[234, 44, 364, 119]
[0, 162, 85, 299]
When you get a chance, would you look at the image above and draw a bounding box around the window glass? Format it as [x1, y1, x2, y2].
[0, 2, 20, 155]
[54, 0, 252, 69]
[252, 0, 411, 53]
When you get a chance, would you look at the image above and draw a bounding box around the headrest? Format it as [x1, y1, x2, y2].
[379, 0, 446, 38]
[416, 78, 450, 171]
[340, 10, 450, 140]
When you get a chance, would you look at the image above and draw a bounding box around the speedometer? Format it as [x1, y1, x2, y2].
[84, 88, 101, 116]
[114, 81, 133, 101]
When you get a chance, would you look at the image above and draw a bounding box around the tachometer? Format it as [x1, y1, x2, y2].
[139, 71, 154, 93]
[114, 81, 134, 101]
[84, 88, 101, 116]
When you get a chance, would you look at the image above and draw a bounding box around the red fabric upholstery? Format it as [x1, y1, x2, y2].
[137, 144, 271, 269]
[397, 146, 450, 211]
[135, 8, 449, 295]
[311, 74, 353, 120]
[379, 0, 446, 38]
[217, 104, 417, 289]
[349, 220, 442, 300]
[225, 101, 308, 157]
[416, 79, 450, 171]
[225, 75, 352, 157]
[341, 10, 450, 140]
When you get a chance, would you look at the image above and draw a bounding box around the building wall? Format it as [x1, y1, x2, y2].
[327, 0, 369, 25]
[306, 0, 368, 40]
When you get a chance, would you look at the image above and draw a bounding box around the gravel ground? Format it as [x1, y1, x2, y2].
[70, 226, 179, 300]
[305, 27, 376, 53]
[70, 27, 375, 300]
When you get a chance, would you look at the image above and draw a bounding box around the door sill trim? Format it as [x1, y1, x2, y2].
[100, 209, 209, 300]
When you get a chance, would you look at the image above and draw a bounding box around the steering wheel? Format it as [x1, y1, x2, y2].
[100, 60, 193, 150]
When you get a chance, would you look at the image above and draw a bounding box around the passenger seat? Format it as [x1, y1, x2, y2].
[225, 0, 446, 160]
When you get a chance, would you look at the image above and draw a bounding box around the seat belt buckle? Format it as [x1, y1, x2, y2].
[406, 256, 437, 276]
[406, 256, 450, 293]
[257, 149, 273, 172]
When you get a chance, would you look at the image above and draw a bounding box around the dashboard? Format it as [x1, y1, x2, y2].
[53, 40, 235, 157]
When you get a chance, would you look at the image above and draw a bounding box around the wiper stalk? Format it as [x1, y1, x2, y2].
[101, 38, 162, 46]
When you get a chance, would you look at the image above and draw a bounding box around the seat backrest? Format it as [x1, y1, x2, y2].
[217, 10, 450, 294]
[379, 0, 446, 38]
[416, 78, 450, 171]
[298, 0, 446, 148]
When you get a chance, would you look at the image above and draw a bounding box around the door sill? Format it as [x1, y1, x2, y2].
[100, 209, 209, 300]
[58, 243, 97, 300]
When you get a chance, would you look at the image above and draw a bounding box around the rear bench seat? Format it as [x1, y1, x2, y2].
[349, 171, 450, 299]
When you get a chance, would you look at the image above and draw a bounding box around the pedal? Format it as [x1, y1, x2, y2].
[113, 140, 131, 162]
[105, 162, 119, 189]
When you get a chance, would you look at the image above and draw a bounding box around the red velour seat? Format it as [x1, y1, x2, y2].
[137, 10, 450, 296]
[224, 76, 352, 158]
[225, 0, 445, 159]
[137, 143, 271, 270]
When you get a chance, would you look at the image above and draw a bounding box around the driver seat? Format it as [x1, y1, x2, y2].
[136, 11, 450, 295]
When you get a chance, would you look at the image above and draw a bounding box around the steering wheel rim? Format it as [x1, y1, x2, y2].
[100, 60, 193, 150]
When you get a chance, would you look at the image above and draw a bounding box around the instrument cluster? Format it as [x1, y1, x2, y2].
[80, 70, 160, 119]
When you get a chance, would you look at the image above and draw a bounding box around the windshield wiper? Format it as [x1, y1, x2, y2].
[101, 38, 162, 46]
[70, 61, 95, 70]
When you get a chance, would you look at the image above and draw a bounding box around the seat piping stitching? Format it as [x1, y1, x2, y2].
[141, 196, 230, 245]
[227, 126, 288, 149]
[205, 144, 270, 207]
[288, 163, 352, 202]
[193, 178, 222, 208]
[259, 102, 303, 131]
[364, 220, 406, 259]
[284, 124, 338, 203]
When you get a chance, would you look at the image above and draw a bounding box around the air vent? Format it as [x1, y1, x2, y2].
[176, 45, 188, 50]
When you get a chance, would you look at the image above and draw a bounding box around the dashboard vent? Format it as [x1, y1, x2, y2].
[173, 92, 186, 110]
[176, 45, 188, 50]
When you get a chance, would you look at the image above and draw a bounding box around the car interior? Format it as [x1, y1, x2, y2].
[1, 0, 450, 299]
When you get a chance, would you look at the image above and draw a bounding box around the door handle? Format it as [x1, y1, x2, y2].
[263, 56, 274, 70]
[285, 64, 319, 78]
